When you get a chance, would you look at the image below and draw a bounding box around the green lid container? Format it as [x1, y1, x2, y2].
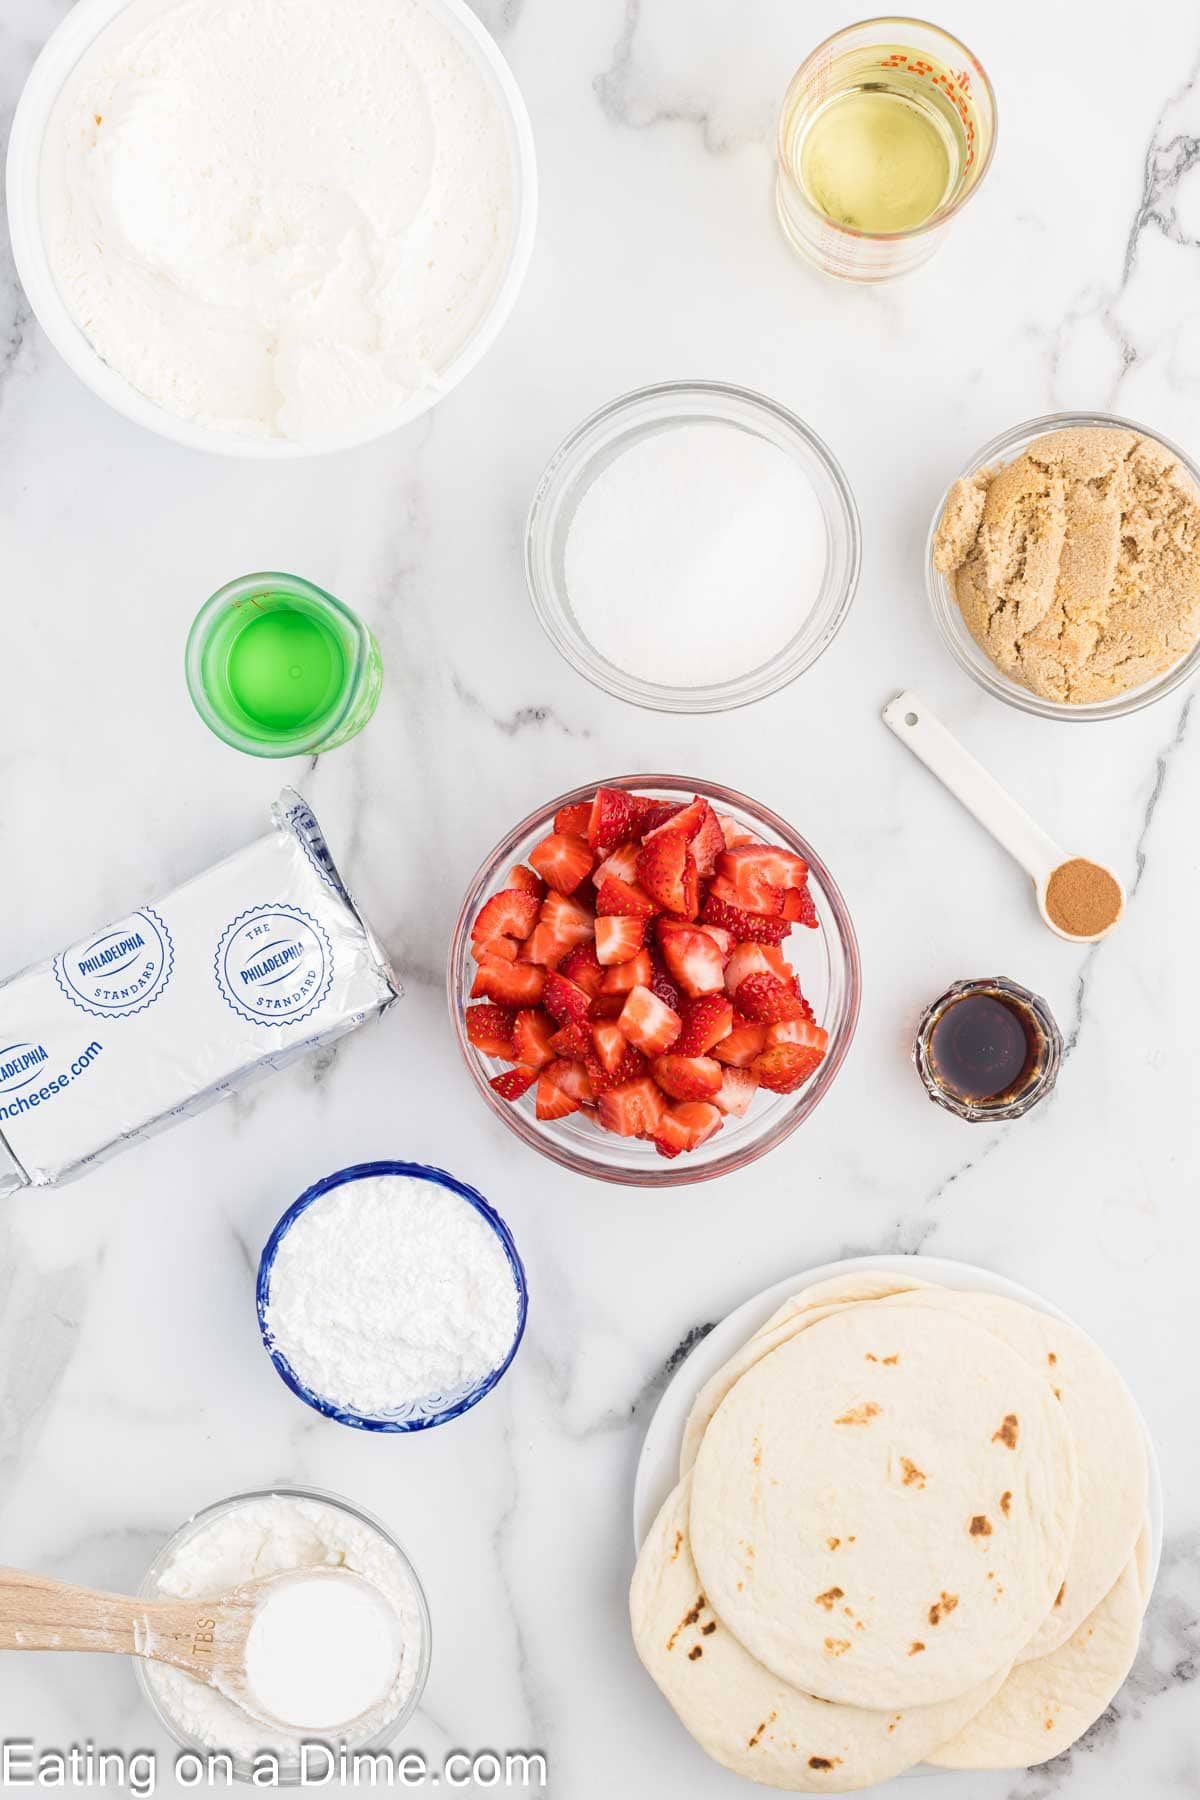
[186, 573, 383, 758]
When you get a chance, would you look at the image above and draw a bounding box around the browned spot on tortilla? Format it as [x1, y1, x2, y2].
[883, 1354, 899, 1365]
[900, 1457, 926, 1488]
[747, 1712, 776, 1749]
[670, 1530, 683, 1561]
[827, 1537, 841, 1551]
[1000, 1490, 1012, 1516]
[970, 1514, 993, 1536]
[1055, 1582, 1066, 1607]
[815, 1586, 844, 1611]
[701, 1620, 716, 1635]
[848, 1535, 856, 1543]
[1045, 1718, 1054, 1730]
[687, 1645, 702, 1660]
[887, 1716, 901, 1733]
[992, 1413, 1019, 1448]
[908, 1641, 925, 1655]
[824, 1638, 852, 1655]
[1047, 1352, 1057, 1365]
[865, 1352, 878, 1362]
[835, 1401, 881, 1426]
[1052, 1386, 1062, 1400]
[666, 1595, 706, 1651]
[808, 1756, 842, 1771]
[94, 114, 103, 126]
[928, 1591, 959, 1626]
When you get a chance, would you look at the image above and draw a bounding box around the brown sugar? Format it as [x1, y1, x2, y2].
[1045, 859, 1123, 938]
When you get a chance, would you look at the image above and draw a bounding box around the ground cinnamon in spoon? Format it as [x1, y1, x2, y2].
[1044, 859, 1123, 938]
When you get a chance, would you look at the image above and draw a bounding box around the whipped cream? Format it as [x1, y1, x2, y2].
[40, 0, 516, 442]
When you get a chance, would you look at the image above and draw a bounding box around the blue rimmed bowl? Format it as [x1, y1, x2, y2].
[256, 1160, 528, 1432]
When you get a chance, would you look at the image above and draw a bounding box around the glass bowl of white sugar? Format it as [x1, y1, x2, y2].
[257, 1162, 528, 1431]
[526, 381, 861, 712]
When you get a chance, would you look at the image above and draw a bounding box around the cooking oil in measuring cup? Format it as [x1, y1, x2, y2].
[794, 58, 965, 234]
[776, 22, 996, 282]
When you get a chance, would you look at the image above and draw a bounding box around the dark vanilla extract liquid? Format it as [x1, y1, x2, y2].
[928, 992, 1039, 1105]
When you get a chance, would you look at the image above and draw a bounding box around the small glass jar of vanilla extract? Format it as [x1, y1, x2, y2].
[913, 978, 1062, 1123]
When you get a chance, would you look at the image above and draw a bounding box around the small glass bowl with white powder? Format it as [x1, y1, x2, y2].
[257, 1161, 527, 1431]
[526, 381, 861, 712]
[136, 1487, 431, 1779]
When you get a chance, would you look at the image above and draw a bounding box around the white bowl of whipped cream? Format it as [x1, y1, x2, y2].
[7, 0, 537, 456]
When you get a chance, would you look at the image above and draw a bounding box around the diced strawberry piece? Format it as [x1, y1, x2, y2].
[657, 920, 726, 998]
[629, 796, 683, 837]
[652, 1100, 723, 1157]
[487, 936, 520, 963]
[677, 995, 734, 1056]
[550, 1021, 592, 1058]
[595, 914, 646, 966]
[540, 892, 595, 948]
[715, 845, 809, 913]
[597, 1077, 667, 1137]
[679, 857, 700, 921]
[589, 993, 626, 1021]
[512, 1009, 555, 1070]
[554, 801, 592, 836]
[489, 1068, 534, 1102]
[724, 942, 794, 996]
[617, 984, 682, 1056]
[752, 1036, 828, 1092]
[536, 1073, 579, 1120]
[519, 924, 570, 968]
[587, 786, 635, 855]
[734, 972, 807, 1025]
[585, 1042, 648, 1093]
[528, 833, 595, 896]
[559, 943, 605, 997]
[593, 842, 641, 887]
[643, 796, 704, 841]
[781, 883, 819, 928]
[466, 1003, 517, 1057]
[718, 814, 759, 849]
[713, 1067, 758, 1117]
[505, 864, 547, 900]
[636, 833, 695, 916]
[765, 1008, 818, 1045]
[702, 890, 792, 945]
[546, 1058, 595, 1103]
[599, 948, 654, 995]
[712, 1016, 768, 1067]
[652, 1054, 722, 1102]
[667, 799, 725, 878]
[647, 951, 681, 1014]
[544, 971, 593, 1028]
[590, 1022, 628, 1075]
[698, 923, 734, 962]
[595, 876, 658, 919]
[707, 872, 784, 918]
[471, 958, 546, 1006]
[471, 889, 541, 949]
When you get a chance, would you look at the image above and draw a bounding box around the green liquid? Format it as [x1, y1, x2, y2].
[226, 608, 346, 732]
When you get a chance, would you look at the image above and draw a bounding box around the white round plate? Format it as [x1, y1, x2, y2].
[632, 1254, 1164, 1605]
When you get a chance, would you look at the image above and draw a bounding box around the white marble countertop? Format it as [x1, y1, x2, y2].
[1, 1, 1198, 1795]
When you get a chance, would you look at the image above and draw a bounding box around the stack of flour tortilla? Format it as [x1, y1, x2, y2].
[630, 1271, 1152, 1792]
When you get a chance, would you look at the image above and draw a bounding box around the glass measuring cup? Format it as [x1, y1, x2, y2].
[776, 17, 997, 283]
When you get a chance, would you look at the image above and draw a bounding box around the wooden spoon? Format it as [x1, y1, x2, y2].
[0, 1564, 396, 1733]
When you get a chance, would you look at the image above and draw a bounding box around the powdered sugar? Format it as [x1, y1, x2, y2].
[263, 1172, 521, 1415]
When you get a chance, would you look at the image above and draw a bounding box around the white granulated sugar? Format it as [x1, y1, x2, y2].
[564, 421, 829, 689]
[145, 1494, 424, 1763]
[264, 1174, 520, 1414]
[41, 0, 515, 442]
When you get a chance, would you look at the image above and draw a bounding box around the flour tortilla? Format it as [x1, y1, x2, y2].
[679, 1273, 929, 1478]
[880, 1287, 1148, 1660]
[631, 1474, 1010, 1792]
[927, 1544, 1146, 1769]
[690, 1305, 1079, 1710]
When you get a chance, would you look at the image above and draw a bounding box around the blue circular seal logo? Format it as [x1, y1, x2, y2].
[215, 904, 333, 1028]
[54, 907, 174, 1018]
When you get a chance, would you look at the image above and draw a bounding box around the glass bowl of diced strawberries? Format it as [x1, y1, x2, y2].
[449, 777, 861, 1186]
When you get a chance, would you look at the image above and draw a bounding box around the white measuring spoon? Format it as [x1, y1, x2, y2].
[882, 691, 1125, 944]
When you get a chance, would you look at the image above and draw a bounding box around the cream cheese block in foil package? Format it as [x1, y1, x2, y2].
[0, 791, 399, 1196]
